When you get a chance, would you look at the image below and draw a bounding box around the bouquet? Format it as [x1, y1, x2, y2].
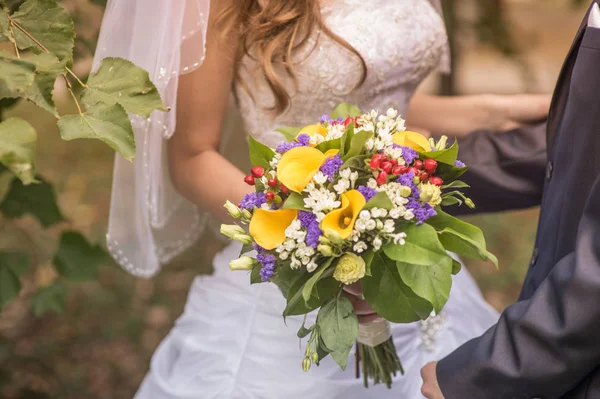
[221, 103, 497, 388]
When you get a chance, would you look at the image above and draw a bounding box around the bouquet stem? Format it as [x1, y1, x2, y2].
[356, 320, 404, 388]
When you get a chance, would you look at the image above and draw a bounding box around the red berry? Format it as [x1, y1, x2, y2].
[331, 120, 340, 126]
[420, 172, 430, 182]
[343, 117, 354, 127]
[381, 161, 393, 173]
[369, 154, 386, 169]
[268, 178, 278, 188]
[280, 184, 290, 194]
[409, 167, 420, 176]
[266, 192, 275, 201]
[251, 166, 265, 178]
[392, 165, 407, 175]
[424, 159, 438, 173]
[389, 159, 398, 166]
[376, 171, 388, 186]
[430, 176, 444, 186]
[244, 175, 255, 186]
[414, 160, 423, 170]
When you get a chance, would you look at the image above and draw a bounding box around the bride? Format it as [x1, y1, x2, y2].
[94, 0, 550, 398]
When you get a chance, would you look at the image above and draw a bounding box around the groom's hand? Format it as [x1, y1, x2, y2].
[421, 362, 446, 399]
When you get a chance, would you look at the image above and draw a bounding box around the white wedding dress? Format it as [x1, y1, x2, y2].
[134, 1, 499, 398]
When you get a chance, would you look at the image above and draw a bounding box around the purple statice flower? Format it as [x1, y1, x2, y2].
[455, 160, 466, 168]
[275, 134, 311, 154]
[406, 198, 437, 224]
[298, 211, 322, 249]
[358, 185, 378, 202]
[239, 192, 267, 211]
[319, 154, 343, 182]
[393, 144, 418, 165]
[257, 253, 276, 281]
[319, 114, 332, 124]
[253, 243, 265, 253]
[337, 117, 345, 123]
[397, 171, 419, 197]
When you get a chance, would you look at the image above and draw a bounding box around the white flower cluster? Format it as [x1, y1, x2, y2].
[333, 168, 359, 194]
[361, 108, 407, 152]
[350, 207, 408, 254]
[277, 220, 318, 272]
[304, 176, 341, 222]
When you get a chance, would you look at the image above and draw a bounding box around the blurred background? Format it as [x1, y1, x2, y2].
[0, 0, 590, 397]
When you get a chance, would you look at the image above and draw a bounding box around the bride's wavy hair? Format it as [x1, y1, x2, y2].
[217, 0, 367, 114]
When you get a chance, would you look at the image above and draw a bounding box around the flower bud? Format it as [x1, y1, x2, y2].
[220, 224, 246, 240]
[465, 198, 475, 209]
[302, 357, 312, 372]
[242, 209, 252, 220]
[229, 256, 257, 271]
[311, 351, 319, 363]
[324, 229, 343, 246]
[233, 234, 254, 245]
[318, 244, 334, 257]
[400, 186, 412, 198]
[223, 201, 242, 219]
[413, 176, 421, 185]
[318, 236, 331, 245]
[273, 195, 283, 205]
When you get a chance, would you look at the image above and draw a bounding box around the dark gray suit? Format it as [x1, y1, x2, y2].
[437, 2, 600, 398]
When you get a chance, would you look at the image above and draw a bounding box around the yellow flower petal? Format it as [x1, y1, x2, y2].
[320, 190, 366, 239]
[277, 146, 327, 193]
[324, 149, 340, 158]
[249, 209, 299, 250]
[297, 124, 328, 140]
[392, 131, 431, 152]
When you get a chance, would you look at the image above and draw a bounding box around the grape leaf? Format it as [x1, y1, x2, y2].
[0, 250, 29, 308]
[58, 103, 136, 160]
[316, 296, 358, 370]
[0, 6, 13, 43]
[31, 281, 66, 316]
[0, 251, 30, 276]
[0, 117, 36, 184]
[23, 53, 64, 117]
[0, 49, 35, 99]
[0, 169, 14, 202]
[82, 57, 167, 118]
[52, 231, 107, 281]
[12, 0, 75, 64]
[0, 175, 64, 226]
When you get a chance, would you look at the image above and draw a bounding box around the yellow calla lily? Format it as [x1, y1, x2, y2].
[297, 124, 328, 143]
[249, 209, 298, 250]
[392, 131, 431, 152]
[324, 149, 340, 158]
[277, 146, 327, 193]
[320, 190, 366, 239]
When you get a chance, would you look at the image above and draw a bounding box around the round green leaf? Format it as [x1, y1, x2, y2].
[0, 117, 37, 184]
[0, 6, 13, 43]
[0, 49, 35, 99]
[52, 231, 107, 281]
[362, 253, 433, 323]
[31, 281, 66, 316]
[58, 103, 136, 160]
[82, 57, 167, 118]
[0, 263, 20, 308]
[316, 296, 358, 370]
[0, 250, 30, 276]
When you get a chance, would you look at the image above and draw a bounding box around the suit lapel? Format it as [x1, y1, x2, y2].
[546, 2, 595, 150]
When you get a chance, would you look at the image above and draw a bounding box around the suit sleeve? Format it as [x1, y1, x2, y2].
[437, 173, 600, 398]
[448, 122, 547, 215]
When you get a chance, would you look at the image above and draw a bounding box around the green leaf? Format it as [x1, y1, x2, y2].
[248, 135, 275, 170]
[239, 243, 254, 257]
[275, 126, 302, 142]
[0, 49, 35, 99]
[316, 296, 358, 369]
[436, 162, 468, 182]
[0, 117, 36, 184]
[22, 53, 64, 117]
[383, 223, 450, 266]
[0, 250, 30, 276]
[362, 253, 433, 323]
[12, 0, 75, 64]
[452, 259, 462, 275]
[301, 259, 334, 302]
[396, 256, 452, 313]
[283, 272, 339, 317]
[58, 103, 136, 160]
[315, 137, 341, 154]
[0, 6, 13, 43]
[0, 175, 64, 226]
[331, 103, 361, 119]
[31, 281, 66, 316]
[82, 57, 167, 118]
[342, 130, 371, 161]
[363, 191, 394, 211]
[441, 180, 470, 190]
[297, 316, 312, 338]
[272, 262, 297, 298]
[52, 231, 107, 281]
[421, 140, 459, 165]
[282, 192, 306, 210]
[250, 263, 263, 284]
[340, 123, 355, 156]
[0, 169, 14, 203]
[440, 196, 462, 207]
[0, 261, 20, 308]
[361, 249, 374, 276]
[427, 209, 498, 267]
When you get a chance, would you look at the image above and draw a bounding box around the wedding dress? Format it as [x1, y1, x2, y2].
[133, 1, 499, 398]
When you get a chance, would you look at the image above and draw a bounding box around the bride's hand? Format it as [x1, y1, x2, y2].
[343, 282, 381, 325]
[477, 94, 551, 132]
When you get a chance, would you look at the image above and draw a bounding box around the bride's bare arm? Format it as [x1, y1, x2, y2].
[406, 93, 551, 138]
[168, 1, 250, 221]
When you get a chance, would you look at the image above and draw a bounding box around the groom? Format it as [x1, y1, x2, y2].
[421, 2, 600, 398]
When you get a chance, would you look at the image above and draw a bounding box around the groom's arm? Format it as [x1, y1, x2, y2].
[448, 122, 547, 215]
[437, 175, 600, 398]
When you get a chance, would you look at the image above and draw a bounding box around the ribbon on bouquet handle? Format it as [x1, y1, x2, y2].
[357, 319, 392, 347]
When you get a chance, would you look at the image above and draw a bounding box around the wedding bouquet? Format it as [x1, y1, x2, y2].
[221, 103, 497, 388]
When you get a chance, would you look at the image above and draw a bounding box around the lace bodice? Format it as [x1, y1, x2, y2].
[234, 0, 448, 148]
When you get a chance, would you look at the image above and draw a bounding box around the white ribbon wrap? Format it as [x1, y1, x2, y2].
[357, 319, 392, 347]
